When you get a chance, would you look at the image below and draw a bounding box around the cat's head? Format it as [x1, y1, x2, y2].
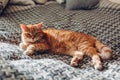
[20, 22, 44, 43]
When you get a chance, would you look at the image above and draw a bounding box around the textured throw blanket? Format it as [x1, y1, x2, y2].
[0, 0, 120, 80]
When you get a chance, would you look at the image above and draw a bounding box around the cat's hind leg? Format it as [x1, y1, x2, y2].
[95, 40, 112, 60]
[70, 51, 84, 67]
[86, 47, 103, 70]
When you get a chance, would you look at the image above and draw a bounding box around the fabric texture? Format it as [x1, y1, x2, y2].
[33, 0, 48, 4]
[0, 0, 9, 15]
[99, 0, 120, 9]
[5, 5, 35, 13]
[0, 2, 120, 80]
[56, 0, 65, 4]
[66, 0, 99, 10]
[0, 59, 120, 80]
[109, 0, 120, 4]
[9, 0, 35, 5]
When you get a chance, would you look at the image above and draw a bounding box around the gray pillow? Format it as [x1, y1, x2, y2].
[66, 0, 99, 10]
[0, 0, 9, 15]
[56, 0, 66, 4]
[32, 0, 48, 4]
[9, 0, 35, 5]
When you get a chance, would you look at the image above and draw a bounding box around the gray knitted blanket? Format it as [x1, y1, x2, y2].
[0, 1, 120, 80]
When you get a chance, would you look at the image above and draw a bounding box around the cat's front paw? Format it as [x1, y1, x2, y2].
[19, 42, 28, 50]
[23, 45, 35, 55]
[23, 50, 34, 56]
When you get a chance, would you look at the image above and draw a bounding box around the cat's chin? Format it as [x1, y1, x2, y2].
[24, 38, 39, 43]
[25, 40, 35, 43]
[25, 39, 40, 43]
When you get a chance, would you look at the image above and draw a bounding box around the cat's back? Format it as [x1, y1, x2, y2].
[43, 28, 97, 50]
[43, 28, 73, 36]
[43, 28, 93, 41]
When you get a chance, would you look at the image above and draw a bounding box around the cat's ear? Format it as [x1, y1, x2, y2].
[37, 22, 43, 29]
[20, 24, 28, 31]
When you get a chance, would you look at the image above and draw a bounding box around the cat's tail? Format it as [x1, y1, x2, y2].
[95, 40, 112, 60]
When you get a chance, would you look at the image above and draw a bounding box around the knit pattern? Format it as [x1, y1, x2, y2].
[0, 1, 120, 79]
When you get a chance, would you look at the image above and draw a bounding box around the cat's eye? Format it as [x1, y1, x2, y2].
[35, 32, 38, 35]
[26, 33, 31, 37]
[34, 32, 39, 37]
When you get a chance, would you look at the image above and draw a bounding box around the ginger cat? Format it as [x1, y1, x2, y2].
[19, 22, 112, 70]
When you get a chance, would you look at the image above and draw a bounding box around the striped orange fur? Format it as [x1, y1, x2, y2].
[20, 22, 112, 70]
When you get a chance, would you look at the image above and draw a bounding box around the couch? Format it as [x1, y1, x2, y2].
[0, 0, 120, 80]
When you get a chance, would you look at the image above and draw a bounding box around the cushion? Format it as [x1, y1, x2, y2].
[109, 0, 120, 4]
[56, 0, 66, 4]
[99, 0, 120, 10]
[9, 0, 35, 5]
[66, 0, 99, 10]
[33, 0, 48, 4]
[0, 0, 9, 15]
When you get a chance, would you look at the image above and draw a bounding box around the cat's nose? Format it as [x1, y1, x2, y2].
[32, 37, 34, 39]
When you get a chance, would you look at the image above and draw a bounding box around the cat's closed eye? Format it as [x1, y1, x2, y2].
[36, 31, 44, 36]
[25, 33, 32, 37]
[35, 32, 39, 35]
[33, 32, 40, 37]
